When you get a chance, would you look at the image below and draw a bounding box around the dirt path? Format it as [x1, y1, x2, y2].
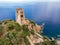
[26, 36, 34, 45]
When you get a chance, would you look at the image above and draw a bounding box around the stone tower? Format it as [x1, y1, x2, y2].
[16, 8, 25, 25]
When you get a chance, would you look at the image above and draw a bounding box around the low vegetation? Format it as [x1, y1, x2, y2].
[0, 19, 57, 45]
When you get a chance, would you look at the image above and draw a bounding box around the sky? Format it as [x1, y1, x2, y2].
[0, 0, 60, 3]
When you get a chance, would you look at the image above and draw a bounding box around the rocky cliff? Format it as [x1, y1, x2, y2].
[0, 19, 57, 45]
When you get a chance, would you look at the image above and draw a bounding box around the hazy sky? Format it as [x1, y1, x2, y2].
[0, 0, 60, 3]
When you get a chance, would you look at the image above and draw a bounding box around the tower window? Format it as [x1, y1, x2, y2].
[21, 15, 23, 17]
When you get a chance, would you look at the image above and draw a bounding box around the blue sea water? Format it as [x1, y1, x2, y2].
[0, 2, 60, 37]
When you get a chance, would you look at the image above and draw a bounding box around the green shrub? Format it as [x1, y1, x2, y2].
[29, 20, 35, 25]
[7, 23, 14, 31]
[30, 30, 34, 34]
[15, 23, 22, 31]
[24, 37, 30, 45]
[19, 25, 30, 37]
[0, 26, 4, 35]
[50, 40, 57, 45]
[6, 31, 14, 40]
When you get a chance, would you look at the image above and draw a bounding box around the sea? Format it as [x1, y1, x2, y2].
[0, 2, 60, 38]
